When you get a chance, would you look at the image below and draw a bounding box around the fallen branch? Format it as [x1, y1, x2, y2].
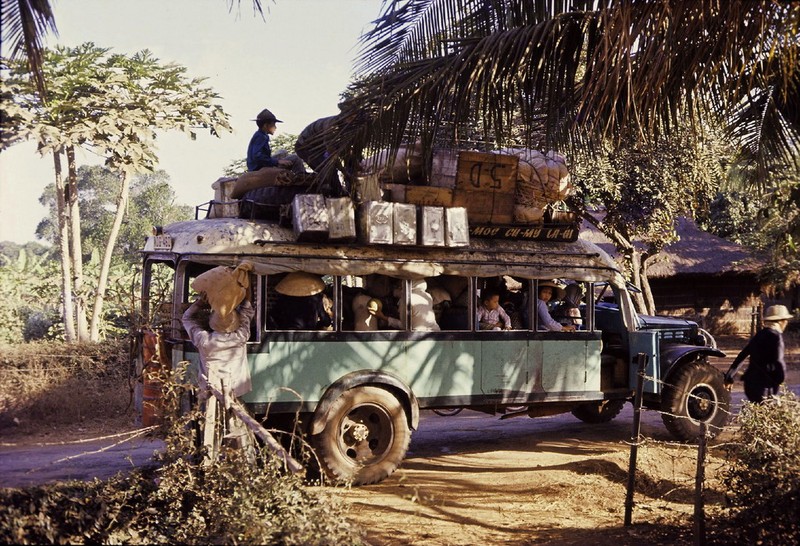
[203, 377, 303, 474]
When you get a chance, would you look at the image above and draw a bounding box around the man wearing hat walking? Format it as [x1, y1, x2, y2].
[247, 108, 305, 174]
[724, 304, 794, 403]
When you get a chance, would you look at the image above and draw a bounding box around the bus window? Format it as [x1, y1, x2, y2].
[406, 278, 439, 331]
[142, 260, 177, 336]
[343, 274, 403, 331]
[551, 281, 586, 330]
[266, 272, 334, 331]
[475, 276, 520, 331]
[427, 275, 470, 330]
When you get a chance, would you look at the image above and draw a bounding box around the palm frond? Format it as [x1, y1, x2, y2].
[340, 0, 799, 170]
[0, 0, 57, 98]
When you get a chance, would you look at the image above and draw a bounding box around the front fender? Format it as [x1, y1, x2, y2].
[661, 344, 726, 381]
[309, 370, 420, 435]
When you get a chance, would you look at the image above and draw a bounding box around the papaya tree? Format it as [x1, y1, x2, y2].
[0, 43, 231, 342]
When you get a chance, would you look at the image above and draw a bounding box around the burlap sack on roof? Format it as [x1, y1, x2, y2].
[191, 261, 254, 332]
[231, 167, 297, 199]
[499, 148, 574, 223]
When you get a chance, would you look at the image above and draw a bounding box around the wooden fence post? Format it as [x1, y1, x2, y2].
[694, 421, 708, 546]
[624, 352, 648, 526]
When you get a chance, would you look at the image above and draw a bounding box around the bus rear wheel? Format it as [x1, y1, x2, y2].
[311, 386, 410, 486]
[571, 399, 626, 423]
[661, 360, 731, 441]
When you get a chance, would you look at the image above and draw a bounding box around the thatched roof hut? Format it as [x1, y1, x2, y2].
[579, 216, 766, 277]
[579, 215, 767, 335]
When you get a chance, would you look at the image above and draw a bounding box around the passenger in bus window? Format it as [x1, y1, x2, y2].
[537, 281, 575, 332]
[477, 289, 512, 330]
[437, 275, 469, 330]
[402, 279, 440, 331]
[272, 272, 332, 330]
[352, 274, 401, 330]
[552, 282, 584, 330]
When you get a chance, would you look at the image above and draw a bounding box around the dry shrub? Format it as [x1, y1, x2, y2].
[0, 340, 132, 433]
[715, 391, 800, 545]
[0, 365, 364, 545]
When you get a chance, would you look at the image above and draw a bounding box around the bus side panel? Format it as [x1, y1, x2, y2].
[480, 339, 530, 399]
[404, 339, 480, 399]
[243, 337, 482, 406]
[541, 339, 602, 394]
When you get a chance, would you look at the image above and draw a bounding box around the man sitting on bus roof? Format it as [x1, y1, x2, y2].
[247, 108, 305, 174]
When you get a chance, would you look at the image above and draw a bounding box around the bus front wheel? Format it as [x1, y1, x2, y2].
[571, 399, 626, 423]
[311, 385, 411, 486]
[660, 360, 731, 441]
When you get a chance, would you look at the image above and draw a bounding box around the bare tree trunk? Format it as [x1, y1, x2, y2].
[578, 210, 648, 312]
[641, 254, 658, 315]
[66, 146, 89, 341]
[626, 248, 648, 314]
[90, 171, 130, 341]
[53, 151, 77, 342]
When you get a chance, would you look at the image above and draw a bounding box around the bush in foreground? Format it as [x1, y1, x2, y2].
[0, 365, 364, 545]
[717, 390, 800, 546]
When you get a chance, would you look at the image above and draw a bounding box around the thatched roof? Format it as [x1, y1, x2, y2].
[578, 216, 766, 278]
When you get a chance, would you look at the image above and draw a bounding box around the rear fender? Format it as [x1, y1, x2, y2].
[309, 370, 420, 435]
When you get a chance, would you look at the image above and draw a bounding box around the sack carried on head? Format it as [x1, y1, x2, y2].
[192, 261, 254, 333]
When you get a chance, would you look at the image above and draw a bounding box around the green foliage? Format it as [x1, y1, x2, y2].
[0, 247, 61, 343]
[36, 165, 192, 261]
[572, 128, 731, 253]
[1, 43, 232, 174]
[0, 362, 364, 545]
[720, 391, 800, 545]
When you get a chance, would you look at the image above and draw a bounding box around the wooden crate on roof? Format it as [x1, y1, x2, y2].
[453, 151, 518, 224]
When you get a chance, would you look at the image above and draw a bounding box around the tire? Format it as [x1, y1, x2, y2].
[571, 399, 626, 424]
[311, 386, 411, 485]
[238, 185, 303, 221]
[661, 360, 731, 441]
[432, 408, 463, 416]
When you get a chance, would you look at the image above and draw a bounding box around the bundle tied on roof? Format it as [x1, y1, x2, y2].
[499, 148, 574, 223]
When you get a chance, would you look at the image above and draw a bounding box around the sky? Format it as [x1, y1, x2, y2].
[0, 0, 384, 244]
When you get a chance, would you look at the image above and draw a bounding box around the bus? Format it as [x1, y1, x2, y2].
[139, 216, 730, 485]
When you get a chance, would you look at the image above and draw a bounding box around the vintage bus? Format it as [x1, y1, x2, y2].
[139, 216, 730, 485]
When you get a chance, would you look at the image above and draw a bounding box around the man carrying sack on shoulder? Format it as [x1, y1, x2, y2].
[182, 261, 256, 463]
[724, 304, 794, 403]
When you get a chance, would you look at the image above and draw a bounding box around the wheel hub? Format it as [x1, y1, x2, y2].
[688, 386, 716, 420]
[349, 422, 370, 442]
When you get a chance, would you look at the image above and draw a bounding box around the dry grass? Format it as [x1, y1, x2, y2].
[0, 341, 136, 443]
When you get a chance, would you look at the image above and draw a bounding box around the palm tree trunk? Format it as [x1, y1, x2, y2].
[53, 150, 76, 342]
[66, 145, 89, 341]
[89, 171, 130, 341]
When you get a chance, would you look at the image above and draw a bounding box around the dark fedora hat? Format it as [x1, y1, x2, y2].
[254, 108, 283, 124]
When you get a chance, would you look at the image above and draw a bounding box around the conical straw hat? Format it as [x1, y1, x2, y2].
[275, 272, 325, 297]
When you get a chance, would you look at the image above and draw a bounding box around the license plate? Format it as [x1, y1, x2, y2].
[153, 234, 172, 251]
